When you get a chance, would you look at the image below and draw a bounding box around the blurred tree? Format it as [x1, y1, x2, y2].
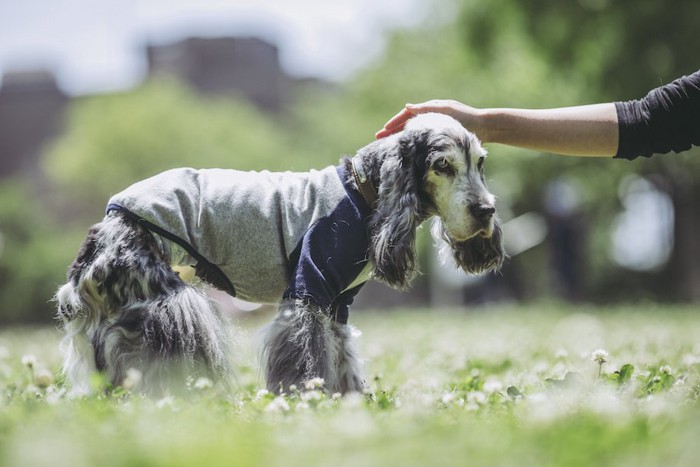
[509, 0, 700, 300]
[43, 79, 326, 219]
[0, 180, 82, 323]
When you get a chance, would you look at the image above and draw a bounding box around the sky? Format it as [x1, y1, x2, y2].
[0, 0, 428, 95]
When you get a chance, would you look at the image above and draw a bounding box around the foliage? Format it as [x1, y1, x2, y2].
[2, 305, 700, 466]
[0, 180, 83, 323]
[42, 79, 328, 219]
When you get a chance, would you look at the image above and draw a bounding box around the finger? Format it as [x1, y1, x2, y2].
[375, 107, 414, 138]
[405, 101, 448, 114]
[375, 123, 406, 139]
[383, 108, 415, 131]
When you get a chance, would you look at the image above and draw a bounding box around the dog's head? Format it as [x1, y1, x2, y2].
[368, 113, 505, 288]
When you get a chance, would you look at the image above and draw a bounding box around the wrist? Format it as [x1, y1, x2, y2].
[472, 108, 497, 144]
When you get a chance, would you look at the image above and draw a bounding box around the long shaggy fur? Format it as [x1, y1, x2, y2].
[56, 214, 232, 394]
[369, 148, 426, 288]
[431, 218, 506, 275]
[261, 299, 364, 393]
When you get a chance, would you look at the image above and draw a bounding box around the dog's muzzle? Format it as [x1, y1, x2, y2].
[470, 203, 496, 238]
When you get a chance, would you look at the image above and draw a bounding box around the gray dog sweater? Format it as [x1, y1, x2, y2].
[107, 164, 372, 323]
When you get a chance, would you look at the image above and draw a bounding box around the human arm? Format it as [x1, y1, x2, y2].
[376, 100, 619, 157]
[376, 69, 700, 159]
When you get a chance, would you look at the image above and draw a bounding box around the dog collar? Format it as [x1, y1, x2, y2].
[351, 156, 378, 209]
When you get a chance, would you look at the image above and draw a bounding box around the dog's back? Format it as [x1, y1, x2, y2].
[107, 166, 351, 303]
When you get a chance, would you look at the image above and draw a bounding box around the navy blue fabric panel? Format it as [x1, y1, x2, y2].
[284, 164, 372, 313]
[331, 284, 365, 324]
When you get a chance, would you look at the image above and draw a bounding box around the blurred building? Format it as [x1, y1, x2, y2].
[0, 70, 68, 178]
[0, 36, 317, 179]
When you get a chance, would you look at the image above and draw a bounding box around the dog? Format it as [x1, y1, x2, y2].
[55, 113, 505, 395]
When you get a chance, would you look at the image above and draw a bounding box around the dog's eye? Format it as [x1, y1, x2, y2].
[477, 156, 486, 172]
[432, 157, 452, 174]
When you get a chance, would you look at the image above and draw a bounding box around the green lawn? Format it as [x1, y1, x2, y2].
[2, 304, 700, 467]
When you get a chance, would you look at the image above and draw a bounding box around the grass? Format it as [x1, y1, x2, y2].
[2, 303, 700, 466]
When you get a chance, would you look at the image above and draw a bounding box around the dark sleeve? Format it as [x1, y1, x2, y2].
[614, 69, 700, 160]
[330, 285, 365, 325]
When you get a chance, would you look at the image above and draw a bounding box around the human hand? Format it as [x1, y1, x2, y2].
[375, 100, 483, 139]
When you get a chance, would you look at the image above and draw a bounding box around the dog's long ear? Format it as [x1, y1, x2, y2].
[432, 217, 506, 275]
[368, 130, 429, 289]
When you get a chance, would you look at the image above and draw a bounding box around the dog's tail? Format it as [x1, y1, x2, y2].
[56, 214, 233, 395]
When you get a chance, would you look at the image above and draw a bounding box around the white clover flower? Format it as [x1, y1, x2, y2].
[331, 392, 342, 400]
[288, 385, 298, 393]
[304, 377, 325, 390]
[682, 354, 700, 366]
[659, 365, 673, 375]
[255, 388, 270, 400]
[585, 387, 627, 417]
[483, 379, 504, 394]
[265, 396, 290, 413]
[122, 368, 143, 390]
[465, 402, 480, 412]
[440, 392, 456, 405]
[591, 349, 609, 365]
[340, 392, 364, 409]
[21, 354, 37, 369]
[193, 377, 213, 390]
[45, 386, 66, 405]
[156, 396, 176, 410]
[673, 375, 687, 390]
[34, 369, 54, 388]
[467, 391, 487, 406]
[533, 361, 549, 375]
[301, 390, 323, 402]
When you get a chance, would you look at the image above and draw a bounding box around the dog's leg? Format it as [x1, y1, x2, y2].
[56, 215, 233, 394]
[55, 283, 98, 396]
[261, 299, 366, 394]
[331, 322, 365, 394]
[262, 299, 338, 393]
[137, 283, 234, 391]
[56, 224, 109, 395]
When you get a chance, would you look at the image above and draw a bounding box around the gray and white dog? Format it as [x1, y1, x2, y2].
[55, 113, 504, 395]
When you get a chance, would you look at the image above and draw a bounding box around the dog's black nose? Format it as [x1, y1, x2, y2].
[470, 203, 496, 219]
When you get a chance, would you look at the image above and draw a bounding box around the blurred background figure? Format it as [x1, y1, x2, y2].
[543, 179, 585, 302]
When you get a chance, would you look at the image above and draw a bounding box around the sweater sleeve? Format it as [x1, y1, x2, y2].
[283, 174, 372, 318]
[614, 69, 700, 160]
